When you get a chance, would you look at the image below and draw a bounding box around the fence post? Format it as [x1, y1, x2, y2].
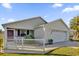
[15, 38, 18, 49]
[43, 39, 45, 54]
[22, 38, 24, 50]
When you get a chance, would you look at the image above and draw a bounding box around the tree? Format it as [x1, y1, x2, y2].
[70, 16, 79, 40]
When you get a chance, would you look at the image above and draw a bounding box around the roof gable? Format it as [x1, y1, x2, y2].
[44, 19, 69, 31]
[2, 16, 47, 28]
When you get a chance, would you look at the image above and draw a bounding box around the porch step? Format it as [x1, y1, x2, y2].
[4, 49, 45, 54]
[17, 45, 43, 48]
[4, 47, 58, 54]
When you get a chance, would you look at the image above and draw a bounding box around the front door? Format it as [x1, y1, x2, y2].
[7, 30, 14, 39]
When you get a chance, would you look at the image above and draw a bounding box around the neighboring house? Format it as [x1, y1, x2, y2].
[2, 16, 69, 51]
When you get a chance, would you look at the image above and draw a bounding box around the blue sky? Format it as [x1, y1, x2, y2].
[0, 3, 79, 29]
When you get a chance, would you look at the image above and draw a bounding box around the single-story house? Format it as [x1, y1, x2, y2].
[2, 16, 69, 51]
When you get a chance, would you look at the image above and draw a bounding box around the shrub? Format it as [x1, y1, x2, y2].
[25, 34, 34, 39]
[69, 39, 73, 41]
[0, 39, 3, 48]
[48, 39, 53, 44]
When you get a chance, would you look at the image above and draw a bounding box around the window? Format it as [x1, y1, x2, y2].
[17, 29, 34, 38]
[26, 30, 34, 39]
[27, 30, 34, 35]
[21, 30, 26, 36]
[27, 30, 29, 35]
[17, 29, 26, 37]
[17, 29, 20, 36]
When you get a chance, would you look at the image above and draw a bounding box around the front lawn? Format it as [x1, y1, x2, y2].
[48, 47, 79, 56]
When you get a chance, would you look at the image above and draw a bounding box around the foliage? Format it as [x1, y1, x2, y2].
[70, 16, 79, 30]
[48, 39, 53, 44]
[0, 31, 3, 49]
[25, 34, 34, 39]
[70, 16, 79, 40]
[0, 32, 3, 40]
[69, 39, 74, 41]
[0, 39, 3, 48]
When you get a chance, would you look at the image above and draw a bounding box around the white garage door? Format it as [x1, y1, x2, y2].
[52, 31, 67, 43]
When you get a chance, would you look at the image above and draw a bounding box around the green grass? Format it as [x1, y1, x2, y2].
[48, 47, 79, 56]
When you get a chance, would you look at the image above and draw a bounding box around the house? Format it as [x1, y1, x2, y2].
[2, 16, 69, 53]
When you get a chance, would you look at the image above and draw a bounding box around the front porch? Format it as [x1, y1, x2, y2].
[4, 28, 54, 54]
[5, 38, 55, 54]
[4, 40, 79, 54]
[6, 28, 34, 39]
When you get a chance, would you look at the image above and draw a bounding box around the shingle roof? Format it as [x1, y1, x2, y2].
[2, 16, 47, 27]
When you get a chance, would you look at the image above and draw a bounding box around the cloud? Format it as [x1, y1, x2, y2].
[44, 16, 47, 18]
[1, 3, 12, 9]
[63, 5, 79, 13]
[0, 18, 5, 20]
[0, 18, 15, 23]
[7, 19, 15, 22]
[52, 3, 63, 8]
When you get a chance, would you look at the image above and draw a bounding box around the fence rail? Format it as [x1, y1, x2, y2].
[12, 38, 46, 51]
[15, 39, 44, 45]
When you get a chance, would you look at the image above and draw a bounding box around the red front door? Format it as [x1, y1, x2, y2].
[7, 30, 14, 39]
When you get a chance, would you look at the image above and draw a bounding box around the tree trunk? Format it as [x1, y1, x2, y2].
[73, 31, 79, 40]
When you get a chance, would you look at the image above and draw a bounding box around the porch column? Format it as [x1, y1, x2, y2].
[67, 31, 69, 41]
[14, 29, 16, 40]
[14, 29, 17, 49]
[4, 27, 7, 49]
[43, 25, 46, 53]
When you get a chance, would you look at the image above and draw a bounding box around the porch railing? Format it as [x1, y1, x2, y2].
[13, 38, 46, 52]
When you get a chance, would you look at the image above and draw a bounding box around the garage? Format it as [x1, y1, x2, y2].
[52, 30, 67, 43]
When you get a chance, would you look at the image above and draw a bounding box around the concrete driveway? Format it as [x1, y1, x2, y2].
[45, 41, 79, 53]
[47, 41, 79, 47]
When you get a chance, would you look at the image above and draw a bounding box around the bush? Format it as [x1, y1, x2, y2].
[0, 39, 3, 48]
[69, 38, 79, 42]
[48, 39, 53, 44]
[69, 39, 73, 41]
[25, 34, 34, 39]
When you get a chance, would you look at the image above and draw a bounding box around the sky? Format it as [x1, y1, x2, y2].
[0, 3, 79, 30]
